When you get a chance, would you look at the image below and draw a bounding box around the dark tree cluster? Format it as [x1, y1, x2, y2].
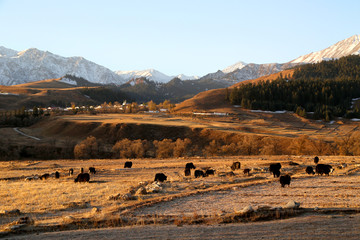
[228, 55, 360, 120]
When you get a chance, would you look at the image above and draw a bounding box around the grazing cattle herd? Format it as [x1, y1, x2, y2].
[23, 156, 335, 189]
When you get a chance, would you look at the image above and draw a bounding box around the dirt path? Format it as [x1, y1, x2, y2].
[13, 127, 41, 140]
[10, 214, 360, 239]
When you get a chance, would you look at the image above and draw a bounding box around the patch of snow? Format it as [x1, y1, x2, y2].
[0, 92, 19, 96]
[0, 47, 126, 86]
[175, 74, 199, 80]
[290, 34, 360, 64]
[60, 78, 77, 86]
[351, 118, 360, 122]
[116, 69, 172, 83]
[222, 61, 247, 73]
[116, 69, 200, 83]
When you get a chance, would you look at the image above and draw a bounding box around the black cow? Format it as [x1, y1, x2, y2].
[194, 170, 205, 178]
[305, 166, 315, 175]
[74, 173, 90, 183]
[314, 156, 319, 164]
[124, 161, 133, 168]
[55, 171, 60, 179]
[243, 168, 251, 175]
[185, 162, 196, 169]
[204, 169, 215, 177]
[270, 163, 282, 178]
[69, 168, 74, 176]
[184, 168, 191, 176]
[231, 162, 241, 171]
[89, 167, 96, 174]
[39, 173, 50, 180]
[154, 173, 167, 182]
[280, 174, 291, 187]
[316, 164, 333, 176]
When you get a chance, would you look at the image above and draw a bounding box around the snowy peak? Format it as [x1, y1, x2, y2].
[116, 69, 171, 83]
[222, 61, 247, 73]
[0, 47, 126, 86]
[175, 74, 200, 80]
[290, 34, 360, 63]
[115, 69, 199, 83]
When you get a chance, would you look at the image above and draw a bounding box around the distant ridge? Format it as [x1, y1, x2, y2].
[202, 34, 360, 84]
[290, 34, 360, 63]
[115, 69, 199, 83]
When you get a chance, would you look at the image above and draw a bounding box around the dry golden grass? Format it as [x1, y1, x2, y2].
[28, 113, 360, 143]
[1, 155, 360, 237]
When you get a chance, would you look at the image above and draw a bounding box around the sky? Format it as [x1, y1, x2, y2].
[0, 0, 359, 76]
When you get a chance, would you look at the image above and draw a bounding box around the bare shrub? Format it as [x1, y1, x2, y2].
[238, 135, 261, 155]
[335, 134, 356, 155]
[310, 138, 333, 155]
[173, 138, 192, 157]
[154, 139, 174, 158]
[260, 137, 285, 155]
[220, 143, 239, 156]
[203, 140, 220, 156]
[112, 139, 133, 158]
[288, 135, 313, 155]
[74, 136, 99, 159]
[112, 139, 150, 158]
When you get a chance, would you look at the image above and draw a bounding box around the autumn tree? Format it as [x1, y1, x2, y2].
[173, 138, 192, 157]
[154, 139, 174, 158]
[74, 136, 99, 159]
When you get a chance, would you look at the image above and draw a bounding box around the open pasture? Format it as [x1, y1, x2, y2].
[1, 155, 360, 237]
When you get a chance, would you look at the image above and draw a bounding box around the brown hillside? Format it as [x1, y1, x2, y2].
[232, 69, 295, 87]
[174, 88, 229, 113]
[174, 69, 295, 113]
[0, 78, 98, 110]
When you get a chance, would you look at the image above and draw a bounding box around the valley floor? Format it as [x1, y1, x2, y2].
[1, 155, 360, 239]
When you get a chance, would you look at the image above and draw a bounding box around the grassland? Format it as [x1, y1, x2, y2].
[2, 112, 360, 238]
[1, 155, 360, 238]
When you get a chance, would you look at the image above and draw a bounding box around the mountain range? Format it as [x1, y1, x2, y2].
[115, 69, 199, 83]
[0, 34, 359, 88]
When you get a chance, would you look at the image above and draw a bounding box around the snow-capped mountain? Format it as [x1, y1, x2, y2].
[115, 69, 199, 83]
[1, 34, 359, 87]
[0, 47, 126, 86]
[222, 61, 247, 74]
[175, 74, 200, 81]
[290, 34, 360, 63]
[224, 63, 295, 82]
[203, 34, 360, 84]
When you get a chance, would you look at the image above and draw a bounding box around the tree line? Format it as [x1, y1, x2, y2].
[227, 55, 360, 120]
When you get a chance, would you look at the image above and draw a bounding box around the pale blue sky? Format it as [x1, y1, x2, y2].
[0, 0, 359, 76]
